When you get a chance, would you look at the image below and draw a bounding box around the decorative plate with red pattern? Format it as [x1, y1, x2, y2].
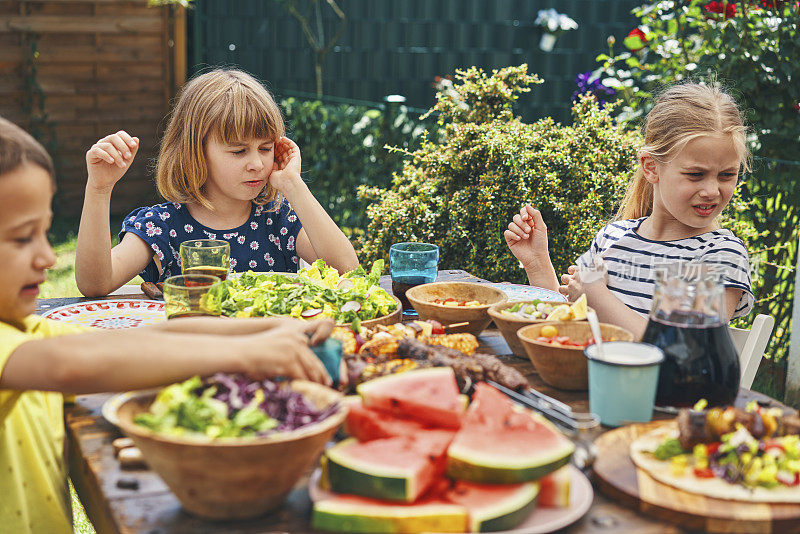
[42, 299, 165, 329]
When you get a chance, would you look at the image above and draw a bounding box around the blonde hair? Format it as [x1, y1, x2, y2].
[615, 82, 751, 220]
[156, 69, 285, 210]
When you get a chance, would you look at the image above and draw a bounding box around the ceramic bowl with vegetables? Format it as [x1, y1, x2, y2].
[405, 281, 507, 336]
[220, 259, 401, 328]
[517, 321, 634, 391]
[112, 374, 345, 520]
[488, 295, 590, 357]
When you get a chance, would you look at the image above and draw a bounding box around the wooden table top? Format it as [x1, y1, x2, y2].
[41, 271, 783, 533]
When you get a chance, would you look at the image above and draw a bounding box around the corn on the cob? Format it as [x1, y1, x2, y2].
[418, 334, 479, 356]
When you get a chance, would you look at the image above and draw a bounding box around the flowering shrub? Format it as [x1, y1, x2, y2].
[356, 65, 641, 282]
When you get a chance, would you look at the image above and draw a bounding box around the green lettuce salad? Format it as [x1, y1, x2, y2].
[217, 259, 397, 323]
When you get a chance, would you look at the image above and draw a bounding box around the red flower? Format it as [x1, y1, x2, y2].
[624, 28, 648, 52]
[705, 1, 737, 17]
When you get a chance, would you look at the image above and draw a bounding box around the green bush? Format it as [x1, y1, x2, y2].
[595, 0, 798, 399]
[281, 97, 432, 233]
[357, 65, 642, 282]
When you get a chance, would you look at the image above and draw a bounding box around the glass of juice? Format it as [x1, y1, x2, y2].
[163, 274, 223, 319]
[179, 239, 231, 280]
[389, 242, 439, 312]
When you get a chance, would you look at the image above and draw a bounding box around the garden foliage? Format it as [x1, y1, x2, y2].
[357, 65, 641, 283]
[282, 97, 430, 233]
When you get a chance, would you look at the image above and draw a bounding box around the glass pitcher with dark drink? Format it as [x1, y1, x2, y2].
[641, 263, 740, 408]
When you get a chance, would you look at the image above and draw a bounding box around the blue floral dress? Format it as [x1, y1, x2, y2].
[120, 201, 302, 283]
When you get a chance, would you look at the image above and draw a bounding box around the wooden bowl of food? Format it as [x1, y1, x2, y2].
[113, 380, 345, 520]
[488, 298, 593, 357]
[406, 282, 507, 336]
[517, 321, 634, 390]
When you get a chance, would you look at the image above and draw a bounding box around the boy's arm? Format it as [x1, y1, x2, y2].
[0, 322, 331, 394]
[150, 316, 333, 345]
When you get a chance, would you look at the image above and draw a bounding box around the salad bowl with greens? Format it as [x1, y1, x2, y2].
[217, 259, 401, 327]
[112, 375, 345, 520]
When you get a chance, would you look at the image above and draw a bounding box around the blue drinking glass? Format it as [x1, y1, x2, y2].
[390, 242, 439, 312]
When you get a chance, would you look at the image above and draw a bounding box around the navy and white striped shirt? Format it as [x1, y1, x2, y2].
[576, 217, 754, 318]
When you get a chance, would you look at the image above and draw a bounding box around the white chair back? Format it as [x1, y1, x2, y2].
[729, 314, 775, 389]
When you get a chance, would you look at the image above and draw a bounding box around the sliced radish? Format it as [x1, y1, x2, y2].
[301, 308, 323, 318]
[337, 278, 354, 290]
[341, 300, 361, 313]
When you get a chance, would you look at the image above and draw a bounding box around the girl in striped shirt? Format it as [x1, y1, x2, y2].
[505, 83, 754, 338]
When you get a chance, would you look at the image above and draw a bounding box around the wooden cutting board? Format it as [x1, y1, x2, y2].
[593, 421, 800, 533]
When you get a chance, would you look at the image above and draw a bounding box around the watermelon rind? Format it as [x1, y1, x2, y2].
[471, 482, 539, 532]
[324, 438, 428, 502]
[312, 498, 468, 533]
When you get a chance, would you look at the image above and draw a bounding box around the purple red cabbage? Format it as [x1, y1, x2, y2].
[203, 373, 339, 434]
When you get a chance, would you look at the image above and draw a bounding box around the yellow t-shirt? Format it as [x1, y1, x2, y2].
[0, 316, 87, 534]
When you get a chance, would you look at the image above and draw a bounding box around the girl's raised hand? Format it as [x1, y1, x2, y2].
[86, 131, 139, 194]
[269, 136, 303, 193]
[503, 205, 550, 268]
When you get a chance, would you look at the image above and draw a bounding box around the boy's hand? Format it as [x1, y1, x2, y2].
[504, 205, 550, 269]
[269, 136, 303, 193]
[244, 318, 333, 386]
[86, 131, 139, 194]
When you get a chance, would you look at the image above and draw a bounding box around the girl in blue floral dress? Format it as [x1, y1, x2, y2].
[75, 69, 358, 296]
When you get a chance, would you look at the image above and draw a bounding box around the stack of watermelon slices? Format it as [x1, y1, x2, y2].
[312, 367, 575, 533]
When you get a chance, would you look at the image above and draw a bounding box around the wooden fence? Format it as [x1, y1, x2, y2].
[0, 0, 185, 217]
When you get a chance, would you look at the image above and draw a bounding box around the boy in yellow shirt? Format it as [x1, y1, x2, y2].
[0, 117, 333, 533]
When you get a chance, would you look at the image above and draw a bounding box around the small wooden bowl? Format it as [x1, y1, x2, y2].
[406, 282, 507, 336]
[488, 300, 594, 357]
[113, 381, 346, 520]
[517, 321, 635, 391]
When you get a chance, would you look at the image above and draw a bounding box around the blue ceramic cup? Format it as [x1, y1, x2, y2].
[310, 338, 343, 385]
[584, 341, 664, 427]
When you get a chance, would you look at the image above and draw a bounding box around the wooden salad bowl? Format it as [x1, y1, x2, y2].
[113, 380, 345, 520]
[488, 300, 595, 358]
[406, 281, 507, 336]
[517, 321, 634, 391]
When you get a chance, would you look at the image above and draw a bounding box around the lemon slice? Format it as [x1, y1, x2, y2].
[547, 304, 573, 321]
[570, 294, 588, 320]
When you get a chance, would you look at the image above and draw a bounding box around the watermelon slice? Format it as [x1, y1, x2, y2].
[444, 480, 539, 532]
[344, 400, 430, 441]
[538, 465, 571, 507]
[312, 494, 468, 533]
[356, 367, 465, 429]
[324, 430, 455, 502]
[446, 383, 574, 484]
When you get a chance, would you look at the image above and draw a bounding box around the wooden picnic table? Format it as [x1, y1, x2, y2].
[38, 270, 783, 534]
